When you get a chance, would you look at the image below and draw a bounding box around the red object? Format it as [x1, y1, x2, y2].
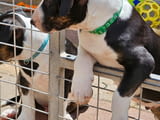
[16, 2, 37, 12]
[0, 113, 16, 120]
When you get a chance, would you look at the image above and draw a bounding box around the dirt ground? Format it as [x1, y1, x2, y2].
[0, 63, 155, 120]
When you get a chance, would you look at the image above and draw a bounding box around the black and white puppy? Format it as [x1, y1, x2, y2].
[0, 10, 49, 120]
[0, 10, 87, 120]
[31, 0, 160, 120]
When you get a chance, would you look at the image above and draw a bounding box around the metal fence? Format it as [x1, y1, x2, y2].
[0, 0, 160, 120]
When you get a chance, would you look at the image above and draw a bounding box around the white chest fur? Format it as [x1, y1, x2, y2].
[79, 31, 122, 68]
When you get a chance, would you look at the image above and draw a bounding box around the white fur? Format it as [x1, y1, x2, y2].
[63, 99, 74, 120]
[69, 1, 134, 119]
[32, 0, 134, 118]
[119, 0, 133, 20]
[13, 14, 48, 120]
[112, 91, 132, 120]
[17, 91, 35, 120]
[70, 45, 96, 104]
[69, 0, 133, 104]
[15, 14, 49, 106]
[69, 31, 121, 104]
[1, 108, 16, 118]
[71, 0, 132, 31]
[32, 0, 132, 32]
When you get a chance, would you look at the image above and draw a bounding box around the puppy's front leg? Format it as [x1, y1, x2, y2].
[111, 46, 154, 120]
[18, 91, 35, 120]
[70, 46, 96, 105]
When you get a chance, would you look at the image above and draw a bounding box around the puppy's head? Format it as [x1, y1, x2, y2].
[0, 12, 25, 61]
[31, 0, 88, 32]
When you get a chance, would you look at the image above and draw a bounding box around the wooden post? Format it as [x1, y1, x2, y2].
[49, 31, 65, 120]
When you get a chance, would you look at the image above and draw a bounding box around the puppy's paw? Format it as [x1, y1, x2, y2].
[70, 77, 93, 105]
[0, 108, 16, 120]
[64, 100, 89, 120]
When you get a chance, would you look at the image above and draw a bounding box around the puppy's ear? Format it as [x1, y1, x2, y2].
[15, 28, 24, 40]
[59, 0, 73, 16]
[15, 8, 28, 17]
[0, 24, 12, 43]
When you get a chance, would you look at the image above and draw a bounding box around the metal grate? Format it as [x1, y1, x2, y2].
[0, 0, 49, 120]
[51, 31, 160, 120]
[0, 1, 160, 120]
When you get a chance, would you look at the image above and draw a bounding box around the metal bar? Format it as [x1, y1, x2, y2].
[0, 21, 42, 33]
[58, 56, 160, 92]
[0, 61, 49, 75]
[0, 41, 49, 55]
[0, 79, 48, 95]
[0, 98, 48, 114]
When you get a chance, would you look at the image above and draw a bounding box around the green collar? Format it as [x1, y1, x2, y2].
[89, 2, 123, 35]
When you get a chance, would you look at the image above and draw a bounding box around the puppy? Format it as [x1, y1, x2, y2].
[31, 0, 160, 120]
[0, 9, 49, 120]
[0, 9, 87, 120]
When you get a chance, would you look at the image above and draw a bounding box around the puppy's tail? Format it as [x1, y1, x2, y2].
[1, 96, 21, 108]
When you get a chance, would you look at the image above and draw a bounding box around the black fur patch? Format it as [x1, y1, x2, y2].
[66, 102, 89, 119]
[17, 105, 22, 118]
[17, 72, 30, 95]
[105, 8, 157, 96]
[18, 60, 39, 77]
[41, 0, 88, 31]
[59, 0, 73, 16]
[0, 13, 25, 60]
[35, 100, 45, 111]
[106, 8, 160, 74]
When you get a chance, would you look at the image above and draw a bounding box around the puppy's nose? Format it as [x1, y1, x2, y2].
[30, 19, 35, 26]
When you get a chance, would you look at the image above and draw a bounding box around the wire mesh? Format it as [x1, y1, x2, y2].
[0, 1, 160, 120]
[0, 0, 49, 119]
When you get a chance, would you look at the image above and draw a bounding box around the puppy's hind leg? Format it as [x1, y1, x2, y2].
[112, 46, 155, 120]
[17, 91, 35, 120]
[17, 72, 35, 120]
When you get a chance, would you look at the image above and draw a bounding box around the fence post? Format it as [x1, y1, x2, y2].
[49, 31, 65, 120]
